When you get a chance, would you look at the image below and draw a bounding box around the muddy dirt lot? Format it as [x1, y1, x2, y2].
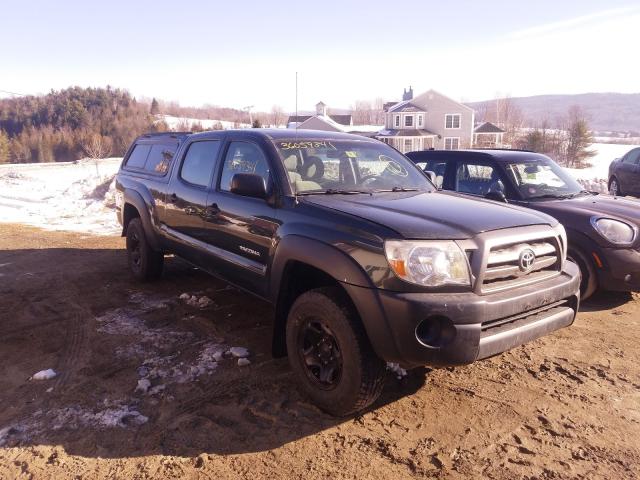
[0, 224, 639, 479]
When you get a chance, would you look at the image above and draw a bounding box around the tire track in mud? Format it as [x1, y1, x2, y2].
[166, 360, 292, 421]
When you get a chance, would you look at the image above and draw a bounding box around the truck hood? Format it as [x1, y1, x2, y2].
[302, 191, 555, 239]
[526, 194, 640, 227]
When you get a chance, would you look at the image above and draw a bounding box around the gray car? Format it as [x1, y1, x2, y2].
[609, 147, 640, 197]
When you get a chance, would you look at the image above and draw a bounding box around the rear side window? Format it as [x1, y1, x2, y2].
[623, 149, 640, 164]
[126, 144, 151, 168]
[144, 144, 175, 175]
[180, 141, 221, 187]
[455, 161, 502, 196]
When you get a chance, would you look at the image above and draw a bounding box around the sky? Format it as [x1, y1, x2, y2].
[0, 0, 639, 112]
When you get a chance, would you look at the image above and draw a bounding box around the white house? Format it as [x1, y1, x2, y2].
[376, 88, 475, 153]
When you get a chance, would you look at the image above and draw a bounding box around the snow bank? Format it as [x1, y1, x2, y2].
[0, 158, 122, 235]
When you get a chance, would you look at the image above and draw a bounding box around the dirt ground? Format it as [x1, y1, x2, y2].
[0, 224, 639, 479]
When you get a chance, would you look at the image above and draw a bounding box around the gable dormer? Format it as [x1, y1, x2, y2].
[386, 102, 425, 130]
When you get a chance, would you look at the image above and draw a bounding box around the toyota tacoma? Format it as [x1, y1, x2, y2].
[115, 130, 580, 415]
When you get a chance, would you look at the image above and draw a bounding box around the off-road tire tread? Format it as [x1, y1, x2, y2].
[287, 287, 386, 416]
[126, 218, 164, 282]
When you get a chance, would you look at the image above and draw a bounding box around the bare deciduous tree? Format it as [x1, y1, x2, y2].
[82, 133, 112, 159]
[270, 105, 285, 127]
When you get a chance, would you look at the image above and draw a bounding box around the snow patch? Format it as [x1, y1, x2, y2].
[386, 362, 408, 379]
[228, 346, 250, 358]
[30, 369, 57, 380]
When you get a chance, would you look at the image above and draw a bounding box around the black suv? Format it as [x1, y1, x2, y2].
[407, 149, 640, 299]
[609, 147, 640, 197]
[115, 130, 580, 415]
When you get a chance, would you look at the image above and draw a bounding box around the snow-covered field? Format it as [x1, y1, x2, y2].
[0, 158, 122, 235]
[157, 114, 251, 130]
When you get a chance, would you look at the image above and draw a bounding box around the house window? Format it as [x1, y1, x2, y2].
[445, 114, 461, 129]
[405, 115, 413, 127]
[403, 138, 412, 152]
[395, 115, 400, 127]
[444, 137, 460, 150]
[418, 115, 423, 127]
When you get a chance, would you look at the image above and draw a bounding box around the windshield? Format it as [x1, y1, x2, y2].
[505, 158, 583, 199]
[272, 139, 434, 194]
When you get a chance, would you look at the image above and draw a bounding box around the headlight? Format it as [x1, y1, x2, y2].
[385, 240, 471, 287]
[591, 217, 637, 245]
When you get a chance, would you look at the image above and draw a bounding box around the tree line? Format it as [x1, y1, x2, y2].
[0, 86, 166, 163]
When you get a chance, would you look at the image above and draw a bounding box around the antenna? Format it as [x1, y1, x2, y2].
[295, 71, 298, 132]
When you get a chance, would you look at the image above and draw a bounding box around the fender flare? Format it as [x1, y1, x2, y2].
[269, 235, 401, 361]
[122, 188, 161, 251]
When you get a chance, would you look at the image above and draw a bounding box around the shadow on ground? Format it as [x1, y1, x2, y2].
[0, 245, 426, 459]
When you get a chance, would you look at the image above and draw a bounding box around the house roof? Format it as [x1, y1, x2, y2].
[286, 114, 352, 126]
[474, 121, 505, 134]
[388, 102, 424, 113]
[376, 129, 437, 137]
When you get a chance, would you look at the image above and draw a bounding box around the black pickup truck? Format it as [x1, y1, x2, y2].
[115, 130, 580, 415]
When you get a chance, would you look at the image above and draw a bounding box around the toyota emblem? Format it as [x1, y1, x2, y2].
[519, 248, 536, 272]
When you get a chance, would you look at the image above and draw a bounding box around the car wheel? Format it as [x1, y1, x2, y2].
[285, 287, 386, 416]
[126, 218, 164, 281]
[567, 247, 597, 301]
[609, 177, 623, 196]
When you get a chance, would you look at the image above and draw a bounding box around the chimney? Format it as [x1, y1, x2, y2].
[316, 101, 327, 116]
[402, 86, 413, 101]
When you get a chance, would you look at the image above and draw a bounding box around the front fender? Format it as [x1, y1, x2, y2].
[269, 235, 402, 362]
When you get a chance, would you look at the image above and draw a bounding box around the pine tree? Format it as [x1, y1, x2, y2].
[150, 98, 160, 115]
[252, 119, 262, 128]
[565, 106, 596, 168]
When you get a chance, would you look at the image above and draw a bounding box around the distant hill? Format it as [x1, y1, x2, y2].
[468, 93, 640, 134]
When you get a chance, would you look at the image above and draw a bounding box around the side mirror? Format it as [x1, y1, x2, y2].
[484, 191, 508, 203]
[424, 170, 437, 184]
[230, 173, 267, 199]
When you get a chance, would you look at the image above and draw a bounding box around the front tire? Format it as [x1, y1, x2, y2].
[568, 247, 598, 300]
[285, 287, 386, 416]
[609, 177, 622, 196]
[126, 217, 164, 281]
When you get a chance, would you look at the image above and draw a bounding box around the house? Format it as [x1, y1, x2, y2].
[473, 121, 505, 148]
[376, 87, 475, 153]
[287, 101, 353, 131]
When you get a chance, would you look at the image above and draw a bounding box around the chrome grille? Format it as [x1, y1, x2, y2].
[481, 237, 561, 292]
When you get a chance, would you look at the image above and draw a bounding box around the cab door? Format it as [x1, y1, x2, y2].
[160, 139, 223, 263]
[200, 139, 281, 297]
[618, 149, 640, 195]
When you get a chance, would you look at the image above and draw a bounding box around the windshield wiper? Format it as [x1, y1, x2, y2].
[297, 188, 372, 196]
[373, 186, 420, 193]
[530, 193, 574, 200]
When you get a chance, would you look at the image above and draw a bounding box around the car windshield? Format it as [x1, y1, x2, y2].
[505, 158, 583, 199]
[272, 139, 434, 194]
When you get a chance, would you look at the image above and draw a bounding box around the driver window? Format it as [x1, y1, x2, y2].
[220, 142, 271, 192]
[455, 161, 501, 196]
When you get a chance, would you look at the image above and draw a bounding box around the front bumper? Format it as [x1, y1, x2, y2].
[597, 247, 640, 291]
[351, 261, 580, 368]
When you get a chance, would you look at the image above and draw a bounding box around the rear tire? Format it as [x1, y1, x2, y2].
[285, 287, 386, 416]
[126, 217, 164, 281]
[567, 247, 597, 301]
[609, 177, 622, 196]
